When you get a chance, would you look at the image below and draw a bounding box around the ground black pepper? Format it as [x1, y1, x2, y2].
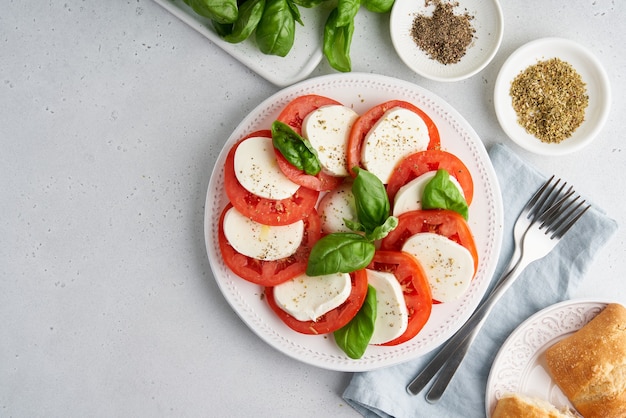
[510, 58, 589, 144]
[410, 0, 476, 65]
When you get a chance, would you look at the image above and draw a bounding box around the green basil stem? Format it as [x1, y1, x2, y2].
[334, 285, 377, 359]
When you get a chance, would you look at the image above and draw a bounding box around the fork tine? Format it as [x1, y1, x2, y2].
[524, 175, 555, 215]
[525, 177, 576, 224]
[550, 200, 590, 239]
[543, 183, 574, 214]
[538, 190, 591, 239]
[523, 176, 558, 221]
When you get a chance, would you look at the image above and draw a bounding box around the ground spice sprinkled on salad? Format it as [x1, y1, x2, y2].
[410, 0, 475, 65]
[510, 58, 589, 144]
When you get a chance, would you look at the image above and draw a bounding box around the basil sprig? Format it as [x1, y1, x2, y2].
[323, 0, 394, 72]
[271, 120, 321, 176]
[306, 168, 398, 276]
[348, 167, 398, 241]
[322, 6, 355, 73]
[422, 169, 469, 220]
[333, 285, 377, 359]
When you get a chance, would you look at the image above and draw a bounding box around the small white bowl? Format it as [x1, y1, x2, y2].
[494, 38, 611, 156]
[390, 0, 503, 82]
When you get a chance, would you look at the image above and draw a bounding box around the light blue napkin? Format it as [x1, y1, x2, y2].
[342, 143, 619, 418]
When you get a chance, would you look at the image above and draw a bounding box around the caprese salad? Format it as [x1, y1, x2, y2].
[217, 94, 477, 359]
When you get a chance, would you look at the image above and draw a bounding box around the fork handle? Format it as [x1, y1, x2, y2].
[424, 259, 527, 401]
[406, 258, 528, 397]
[425, 314, 486, 402]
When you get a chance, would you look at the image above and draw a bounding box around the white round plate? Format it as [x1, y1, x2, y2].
[494, 37, 611, 156]
[390, 0, 503, 82]
[485, 299, 611, 417]
[204, 72, 503, 371]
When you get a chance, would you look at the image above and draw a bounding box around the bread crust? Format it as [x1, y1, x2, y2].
[544, 303, 626, 418]
[491, 393, 573, 418]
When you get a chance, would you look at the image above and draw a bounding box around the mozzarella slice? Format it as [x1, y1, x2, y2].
[273, 272, 352, 322]
[393, 171, 465, 216]
[361, 107, 430, 184]
[366, 269, 409, 345]
[317, 181, 358, 234]
[302, 105, 359, 177]
[222, 206, 303, 261]
[401, 232, 474, 303]
[233, 135, 300, 200]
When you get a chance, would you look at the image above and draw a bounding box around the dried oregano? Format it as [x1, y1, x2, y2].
[510, 58, 589, 144]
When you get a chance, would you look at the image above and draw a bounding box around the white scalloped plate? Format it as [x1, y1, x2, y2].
[153, 0, 325, 87]
[485, 299, 611, 417]
[204, 72, 503, 371]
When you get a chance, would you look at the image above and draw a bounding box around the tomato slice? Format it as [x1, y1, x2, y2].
[367, 251, 433, 346]
[264, 269, 369, 335]
[274, 94, 346, 192]
[223, 130, 320, 226]
[276, 94, 342, 135]
[275, 151, 344, 192]
[217, 204, 322, 286]
[380, 209, 479, 275]
[386, 149, 474, 206]
[347, 100, 441, 177]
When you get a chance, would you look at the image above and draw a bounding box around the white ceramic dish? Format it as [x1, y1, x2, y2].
[494, 37, 611, 156]
[390, 0, 503, 82]
[204, 72, 503, 371]
[485, 299, 610, 417]
[153, 0, 325, 87]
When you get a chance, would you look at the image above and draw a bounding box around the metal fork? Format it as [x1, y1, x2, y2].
[407, 177, 590, 400]
[503, 176, 573, 274]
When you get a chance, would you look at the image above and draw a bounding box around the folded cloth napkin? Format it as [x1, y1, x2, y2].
[342, 143, 619, 418]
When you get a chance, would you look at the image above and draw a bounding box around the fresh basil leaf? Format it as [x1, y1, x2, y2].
[186, 0, 239, 24]
[422, 169, 469, 220]
[335, 0, 360, 27]
[334, 285, 377, 359]
[323, 8, 354, 72]
[223, 0, 265, 43]
[286, 0, 304, 25]
[352, 167, 391, 233]
[256, 0, 296, 57]
[365, 215, 398, 241]
[292, 0, 327, 7]
[306, 233, 375, 276]
[211, 20, 233, 37]
[361, 0, 394, 13]
[271, 120, 321, 176]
